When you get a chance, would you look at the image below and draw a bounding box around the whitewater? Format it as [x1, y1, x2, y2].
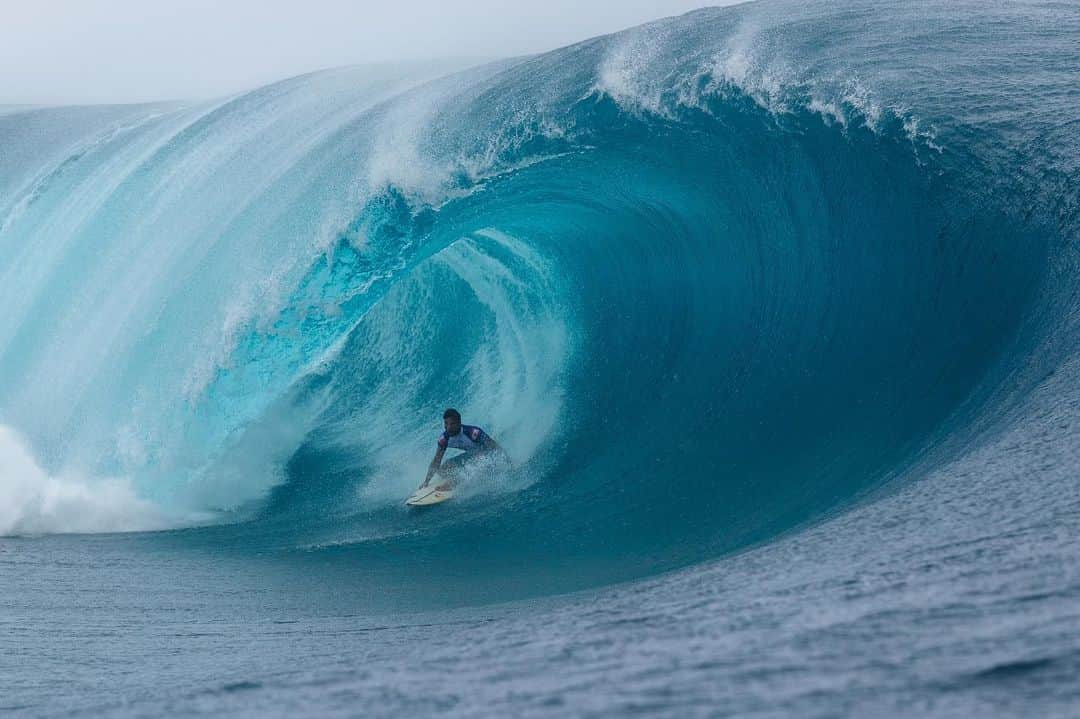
[2, 1, 1079, 715]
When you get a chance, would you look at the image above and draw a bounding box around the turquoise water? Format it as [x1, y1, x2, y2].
[2, 1, 1080, 715]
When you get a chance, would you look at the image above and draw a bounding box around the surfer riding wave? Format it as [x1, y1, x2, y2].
[420, 408, 509, 490]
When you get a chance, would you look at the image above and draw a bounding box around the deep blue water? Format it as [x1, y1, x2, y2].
[2, 1, 1080, 715]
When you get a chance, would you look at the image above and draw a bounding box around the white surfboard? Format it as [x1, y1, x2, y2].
[405, 484, 454, 507]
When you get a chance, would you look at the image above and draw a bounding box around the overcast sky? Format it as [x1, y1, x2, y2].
[0, 1, 737, 105]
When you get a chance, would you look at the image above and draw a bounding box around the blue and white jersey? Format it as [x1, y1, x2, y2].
[438, 425, 491, 452]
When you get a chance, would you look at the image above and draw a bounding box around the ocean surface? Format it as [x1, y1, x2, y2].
[2, 1, 1080, 716]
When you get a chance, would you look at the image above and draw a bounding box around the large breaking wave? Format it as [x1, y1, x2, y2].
[1, 1, 1073, 601]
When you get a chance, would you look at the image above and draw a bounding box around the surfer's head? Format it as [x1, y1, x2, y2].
[443, 407, 462, 436]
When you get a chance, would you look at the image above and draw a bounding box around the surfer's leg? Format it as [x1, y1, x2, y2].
[436, 453, 470, 486]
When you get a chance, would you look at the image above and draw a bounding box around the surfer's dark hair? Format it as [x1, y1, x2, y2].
[443, 408, 461, 421]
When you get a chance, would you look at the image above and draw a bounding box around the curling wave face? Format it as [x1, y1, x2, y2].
[0, 0, 1073, 602]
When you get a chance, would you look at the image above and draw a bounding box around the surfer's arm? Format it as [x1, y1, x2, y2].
[422, 446, 446, 487]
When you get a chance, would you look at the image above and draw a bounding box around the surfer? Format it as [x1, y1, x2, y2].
[420, 408, 506, 489]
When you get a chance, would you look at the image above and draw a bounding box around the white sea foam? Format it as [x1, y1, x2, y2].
[0, 424, 167, 536]
[591, 14, 940, 155]
[595, 26, 671, 117]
